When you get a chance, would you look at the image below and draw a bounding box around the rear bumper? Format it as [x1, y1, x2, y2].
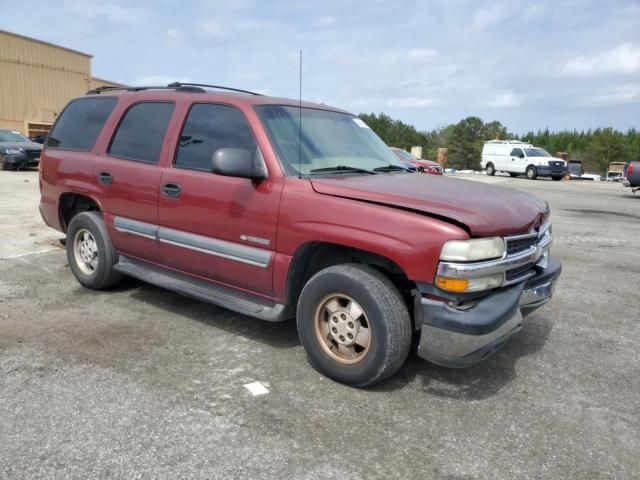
[417, 256, 561, 368]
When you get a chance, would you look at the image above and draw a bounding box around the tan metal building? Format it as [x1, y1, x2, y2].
[0, 29, 123, 137]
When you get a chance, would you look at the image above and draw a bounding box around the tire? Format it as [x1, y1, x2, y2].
[526, 165, 538, 180]
[485, 163, 495, 176]
[509, 172, 518, 177]
[66, 211, 122, 290]
[1, 160, 12, 171]
[297, 264, 412, 387]
[552, 176, 563, 181]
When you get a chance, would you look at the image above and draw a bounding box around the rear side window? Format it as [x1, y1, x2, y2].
[109, 102, 174, 164]
[175, 104, 257, 171]
[47, 97, 117, 150]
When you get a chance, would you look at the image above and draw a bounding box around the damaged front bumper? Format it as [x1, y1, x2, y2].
[417, 256, 561, 368]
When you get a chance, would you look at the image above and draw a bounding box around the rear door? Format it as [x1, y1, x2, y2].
[157, 102, 282, 296]
[93, 100, 176, 263]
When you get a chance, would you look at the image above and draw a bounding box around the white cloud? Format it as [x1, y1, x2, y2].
[581, 84, 640, 106]
[472, 5, 512, 29]
[485, 92, 522, 107]
[562, 43, 640, 76]
[385, 97, 437, 108]
[316, 16, 337, 27]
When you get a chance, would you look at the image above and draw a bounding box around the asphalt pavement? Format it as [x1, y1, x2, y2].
[1, 171, 639, 479]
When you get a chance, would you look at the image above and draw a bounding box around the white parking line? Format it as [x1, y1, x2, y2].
[0, 247, 60, 260]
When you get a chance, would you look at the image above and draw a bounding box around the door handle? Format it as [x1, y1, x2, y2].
[162, 183, 182, 198]
[98, 171, 113, 184]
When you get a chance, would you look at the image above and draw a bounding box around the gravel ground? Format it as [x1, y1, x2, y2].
[1, 171, 639, 479]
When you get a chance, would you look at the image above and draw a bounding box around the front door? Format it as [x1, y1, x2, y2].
[509, 147, 526, 173]
[158, 103, 282, 296]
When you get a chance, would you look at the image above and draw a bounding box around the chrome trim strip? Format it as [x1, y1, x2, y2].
[113, 217, 159, 239]
[158, 227, 272, 268]
[112, 216, 272, 268]
[158, 238, 269, 268]
[114, 227, 157, 240]
[438, 246, 538, 278]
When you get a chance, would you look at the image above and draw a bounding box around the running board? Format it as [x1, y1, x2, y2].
[114, 256, 290, 322]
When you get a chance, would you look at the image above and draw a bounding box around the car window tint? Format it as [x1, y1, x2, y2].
[175, 104, 257, 171]
[109, 102, 174, 164]
[510, 148, 522, 156]
[47, 98, 117, 150]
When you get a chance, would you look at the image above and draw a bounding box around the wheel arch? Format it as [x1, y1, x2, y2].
[58, 192, 103, 232]
[286, 242, 418, 326]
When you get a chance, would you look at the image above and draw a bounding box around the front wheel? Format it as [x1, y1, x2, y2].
[526, 166, 538, 180]
[485, 163, 495, 176]
[297, 264, 412, 387]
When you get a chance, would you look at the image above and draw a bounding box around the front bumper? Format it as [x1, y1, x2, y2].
[417, 256, 561, 368]
[0, 152, 40, 169]
[536, 165, 568, 177]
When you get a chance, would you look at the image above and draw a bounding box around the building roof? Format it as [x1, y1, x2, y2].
[0, 29, 93, 58]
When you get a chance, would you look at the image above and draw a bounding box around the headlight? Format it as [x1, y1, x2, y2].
[440, 237, 505, 262]
[3, 148, 21, 155]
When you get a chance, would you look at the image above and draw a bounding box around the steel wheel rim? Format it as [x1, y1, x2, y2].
[527, 168, 534, 178]
[73, 228, 98, 275]
[314, 293, 372, 365]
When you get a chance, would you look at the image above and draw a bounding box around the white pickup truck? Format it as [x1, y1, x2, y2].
[481, 140, 568, 181]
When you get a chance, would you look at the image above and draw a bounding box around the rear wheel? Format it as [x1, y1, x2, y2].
[485, 163, 495, 176]
[66, 211, 122, 290]
[526, 166, 538, 180]
[297, 264, 412, 387]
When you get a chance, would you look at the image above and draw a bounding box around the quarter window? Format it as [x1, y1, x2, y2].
[175, 104, 258, 171]
[109, 102, 174, 164]
[47, 97, 117, 150]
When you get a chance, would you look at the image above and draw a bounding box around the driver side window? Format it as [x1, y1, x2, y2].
[510, 148, 523, 158]
[175, 103, 258, 171]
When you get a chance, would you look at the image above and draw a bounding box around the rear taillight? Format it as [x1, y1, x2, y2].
[628, 163, 634, 176]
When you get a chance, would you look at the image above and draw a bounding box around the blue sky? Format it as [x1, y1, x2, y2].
[2, 0, 639, 133]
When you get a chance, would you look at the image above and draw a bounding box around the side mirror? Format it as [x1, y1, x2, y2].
[211, 148, 267, 180]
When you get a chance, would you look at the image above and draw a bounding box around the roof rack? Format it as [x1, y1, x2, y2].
[167, 82, 262, 96]
[86, 85, 206, 95]
[86, 82, 263, 96]
[484, 139, 530, 145]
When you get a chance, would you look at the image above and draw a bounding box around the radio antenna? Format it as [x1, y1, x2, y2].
[298, 49, 302, 179]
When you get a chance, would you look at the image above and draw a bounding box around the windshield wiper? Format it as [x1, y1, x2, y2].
[309, 165, 377, 175]
[373, 164, 410, 172]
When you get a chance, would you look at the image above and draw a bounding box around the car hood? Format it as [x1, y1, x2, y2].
[310, 173, 549, 236]
[0, 141, 42, 150]
[537, 156, 566, 165]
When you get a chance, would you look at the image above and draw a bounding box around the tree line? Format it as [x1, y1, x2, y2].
[359, 112, 640, 173]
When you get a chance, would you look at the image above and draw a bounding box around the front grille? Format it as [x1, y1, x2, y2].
[506, 235, 537, 255]
[26, 149, 41, 159]
[506, 263, 534, 282]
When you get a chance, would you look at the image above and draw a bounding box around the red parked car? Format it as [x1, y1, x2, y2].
[390, 147, 443, 175]
[39, 83, 561, 387]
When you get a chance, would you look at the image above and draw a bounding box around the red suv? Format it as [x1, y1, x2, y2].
[39, 83, 561, 387]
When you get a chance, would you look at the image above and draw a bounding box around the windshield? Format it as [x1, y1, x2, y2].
[0, 130, 29, 142]
[255, 106, 404, 175]
[524, 148, 552, 157]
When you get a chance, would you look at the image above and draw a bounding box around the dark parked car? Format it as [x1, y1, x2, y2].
[39, 83, 561, 387]
[0, 129, 42, 170]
